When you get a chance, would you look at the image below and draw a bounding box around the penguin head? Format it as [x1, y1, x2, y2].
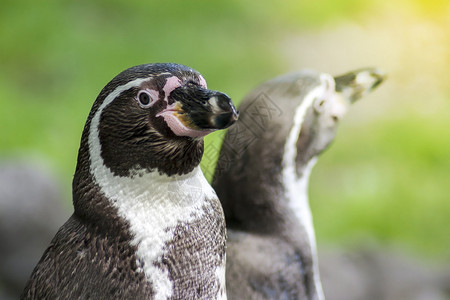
[213, 68, 384, 184]
[212, 67, 384, 232]
[82, 63, 238, 177]
[295, 68, 385, 172]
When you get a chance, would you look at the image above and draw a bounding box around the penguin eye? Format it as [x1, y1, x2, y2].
[313, 98, 328, 113]
[137, 91, 154, 108]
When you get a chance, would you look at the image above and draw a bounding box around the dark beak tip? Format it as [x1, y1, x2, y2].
[214, 93, 239, 128]
[228, 106, 239, 125]
[228, 110, 239, 126]
[368, 68, 386, 84]
[213, 110, 238, 129]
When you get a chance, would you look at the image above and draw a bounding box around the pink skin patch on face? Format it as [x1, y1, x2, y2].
[163, 76, 182, 101]
[198, 75, 207, 89]
[156, 109, 214, 138]
[157, 75, 214, 138]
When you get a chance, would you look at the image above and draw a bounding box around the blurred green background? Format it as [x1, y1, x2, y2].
[1, 0, 449, 262]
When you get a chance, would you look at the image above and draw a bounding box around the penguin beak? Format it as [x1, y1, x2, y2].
[157, 85, 239, 138]
[334, 68, 386, 103]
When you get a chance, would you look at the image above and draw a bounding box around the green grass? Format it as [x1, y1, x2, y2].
[1, 0, 449, 261]
[310, 110, 450, 260]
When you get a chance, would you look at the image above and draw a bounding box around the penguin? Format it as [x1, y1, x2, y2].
[21, 63, 238, 300]
[212, 68, 384, 300]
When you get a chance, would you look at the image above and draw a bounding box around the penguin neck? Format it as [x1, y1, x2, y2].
[73, 137, 213, 227]
[280, 91, 319, 246]
[282, 156, 317, 240]
[279, 88, 324, 300]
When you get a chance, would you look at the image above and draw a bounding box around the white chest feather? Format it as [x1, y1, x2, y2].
[87, 78, 224, 300]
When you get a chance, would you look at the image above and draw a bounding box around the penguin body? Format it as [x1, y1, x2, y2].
[22, 63, 237, 299]
[213, 68, 384, 300]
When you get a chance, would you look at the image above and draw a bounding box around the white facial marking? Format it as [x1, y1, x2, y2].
[88, 77, 149, 164]
[88, 78, 220, 300]
[281, 74, 334, 300]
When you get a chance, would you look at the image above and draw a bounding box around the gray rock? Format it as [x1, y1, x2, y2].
[0, 159, 70, 299]
[319, 246, 450, 300]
